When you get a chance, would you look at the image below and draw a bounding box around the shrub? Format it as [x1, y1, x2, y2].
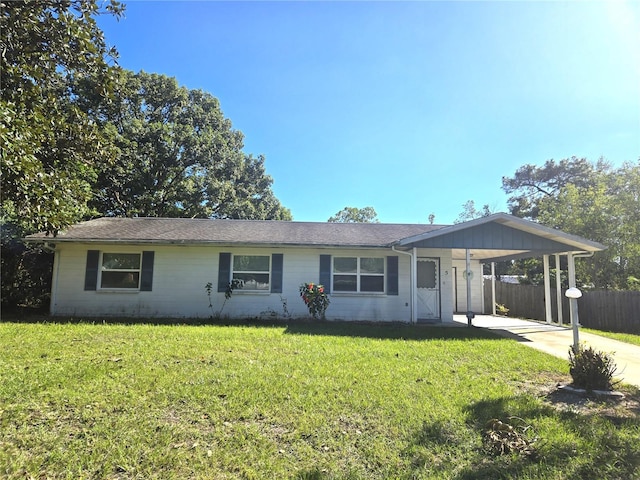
[495, 303, 509, 316]
[299, 282, 330, 320]
[568, 344, 618, 391]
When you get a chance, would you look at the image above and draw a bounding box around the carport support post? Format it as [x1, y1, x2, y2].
[555, 254, 563, 325]
[543, 255, 552, 324]
[567, 252, 580, 350]
[412, 247, 418, 324]
[465, 248, 473, 326]
[491, 262, 496, 316]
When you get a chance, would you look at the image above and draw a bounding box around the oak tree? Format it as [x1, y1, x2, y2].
[82, 70, 291, 220]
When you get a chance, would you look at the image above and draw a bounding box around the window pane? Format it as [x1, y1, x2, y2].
[417, 261, 437, 289]
[334, 274, 357, 291]
[233, 255, 269, 272]
[361, 275, 384, 292]
[102, 253, 140, 270]
[233, 273, 270, 290]
[101, 271, 140, 289]
[334, 257, 357, 273]
[360, 258, 384, 274]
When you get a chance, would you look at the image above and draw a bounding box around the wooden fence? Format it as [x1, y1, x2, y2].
[483, 281, 640, 334]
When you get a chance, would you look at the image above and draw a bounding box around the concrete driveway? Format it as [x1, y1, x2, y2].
[454, 314, 640, 388]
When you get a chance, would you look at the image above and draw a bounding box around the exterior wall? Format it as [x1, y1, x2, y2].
[451, 259, 484, 314]
[51, 243, 417, 322]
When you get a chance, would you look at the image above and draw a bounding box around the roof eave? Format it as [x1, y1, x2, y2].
[24, 237, 393, 250]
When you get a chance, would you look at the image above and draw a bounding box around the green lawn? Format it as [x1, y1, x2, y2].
[1, 319, 639, 479]
[583, 327, 640, 347]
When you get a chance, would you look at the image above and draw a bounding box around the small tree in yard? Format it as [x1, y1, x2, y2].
[299, 283, 330, 320]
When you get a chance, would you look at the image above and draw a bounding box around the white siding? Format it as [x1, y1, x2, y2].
[51, 243, 459, 322]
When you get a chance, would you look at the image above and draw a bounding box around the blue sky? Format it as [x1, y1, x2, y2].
[97, 1, 640, 224]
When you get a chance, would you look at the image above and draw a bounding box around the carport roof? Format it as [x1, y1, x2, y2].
[395, 213, 606, 262]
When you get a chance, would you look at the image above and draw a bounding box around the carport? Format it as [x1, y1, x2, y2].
[395, 213, 606, 329]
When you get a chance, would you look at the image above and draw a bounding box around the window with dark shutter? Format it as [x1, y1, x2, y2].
[387, 256, 399, 295]
[271, 253, 283, 293]
[84, 250, 100, 291]
[218, 253, 232, 292]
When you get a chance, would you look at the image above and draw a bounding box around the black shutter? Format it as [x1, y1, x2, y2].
[140, 251, 154, 291]
[84, 250, 100, 291]
[319, 254, 331, 293]
[387, 256, 399, 295]
[218, 253, 231, 292]
[271, 253, 283, 293]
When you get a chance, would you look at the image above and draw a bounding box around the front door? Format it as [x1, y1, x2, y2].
[417, 258, 440, 320]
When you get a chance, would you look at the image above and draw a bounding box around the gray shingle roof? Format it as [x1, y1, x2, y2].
[27, 217, 444, 248]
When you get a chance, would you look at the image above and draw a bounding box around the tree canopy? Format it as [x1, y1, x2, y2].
[328, 206, 379, 223]
[501, 157, 610, 220]
[1, 0, 125, 235]
[502, 157, 640, 289]
[81, 70, 291, 220]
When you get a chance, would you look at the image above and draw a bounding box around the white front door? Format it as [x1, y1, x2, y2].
[417, 258, 440, 320]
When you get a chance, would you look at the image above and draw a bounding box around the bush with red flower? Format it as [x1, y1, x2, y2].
[299, 282, 330, 320]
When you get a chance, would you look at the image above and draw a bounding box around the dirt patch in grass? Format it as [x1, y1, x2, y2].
[511, 371, 640, 419]
[544, 386, 640, 420]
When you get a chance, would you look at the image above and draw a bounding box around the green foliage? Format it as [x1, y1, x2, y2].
[0, 0, 123, 309]
[81, 69, 291, 220]
[328, 206, 379, 223]
[299, 282, 330, 319]
[495, 303, 509, 316]
[568, 344, 618, 391]
[0, 223, 53, 310]
[1, 0, 124, 235]
[502, 157, 640, 289]
[204, 280, 241, 318]
[502, 156, 603, 220]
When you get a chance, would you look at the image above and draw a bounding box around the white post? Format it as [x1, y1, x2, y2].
[543, 254, 552, 324]
[555, 253, 563, 325]
[491, 262, 496, 316]
[412, 247, 418, 324]
[465, 249, 473, 326]
[567, 252, 580, 350]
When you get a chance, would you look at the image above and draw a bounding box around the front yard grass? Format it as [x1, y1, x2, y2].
[1, 318, 639, 479]
[582, 327, 640, 347]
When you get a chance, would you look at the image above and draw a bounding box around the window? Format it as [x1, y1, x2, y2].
[100, 253, 141, 289]
[232, 255, 270, 291]
[333, 257, 384, 293]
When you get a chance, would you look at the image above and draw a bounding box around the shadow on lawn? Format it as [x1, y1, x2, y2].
[282, 320, 504, 341]
[3, 312, 507, 341]
[410, 392, 640, 480]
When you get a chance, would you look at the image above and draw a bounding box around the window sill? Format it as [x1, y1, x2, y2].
[231, 290, 272, 295]
[330, 292, 387, 297]
[96, 289, 140, 294]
